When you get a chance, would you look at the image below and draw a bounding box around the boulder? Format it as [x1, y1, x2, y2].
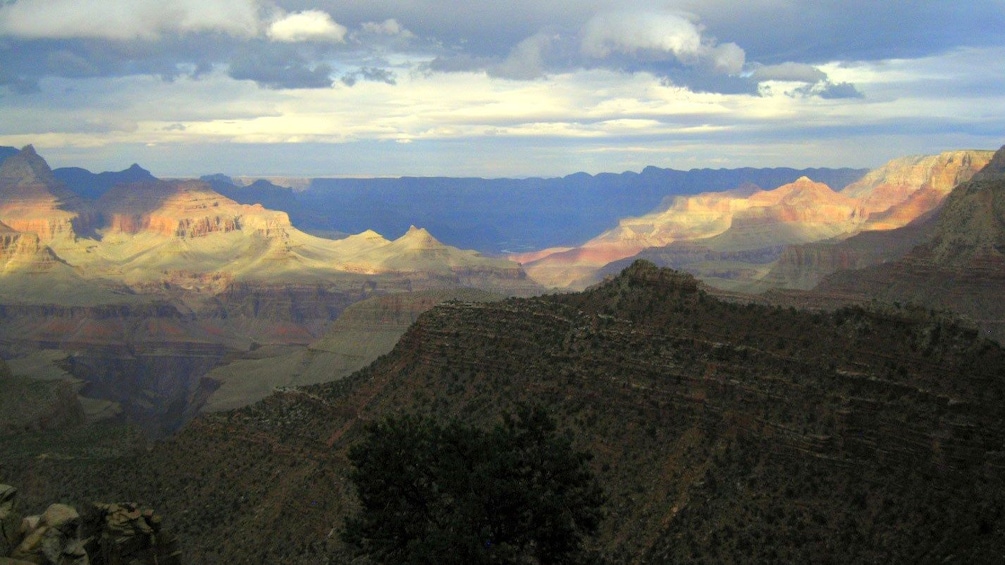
[0, 485, 22, 557]
[10, 503, 87, 565]
[80, 503, 180, 565]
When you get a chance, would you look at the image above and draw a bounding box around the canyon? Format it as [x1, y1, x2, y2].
[0, 145, 539, 434]
[3, 143, 1005, 562]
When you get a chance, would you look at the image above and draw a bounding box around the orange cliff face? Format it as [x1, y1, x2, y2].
[516, 151, 995, 290]
[843, 150, 993, 230]
[97, 180, 290, 239]
[0, 145, 96, 243]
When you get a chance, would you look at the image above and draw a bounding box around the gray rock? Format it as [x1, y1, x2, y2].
[0, 485, 22, 557]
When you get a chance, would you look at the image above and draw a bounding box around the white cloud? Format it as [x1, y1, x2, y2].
[267, 10, 347, 43]
[709, 43, 745, 74]
[580, 10, 744, 74]
[581, 11, 703, 60]
[0, 0, 261, 40]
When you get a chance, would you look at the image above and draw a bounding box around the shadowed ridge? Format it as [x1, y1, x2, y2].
[0, 145, 58, 187]
[971, 144, 1005, 182]
[54, 162, 158, 200]
[596, 258, 702, 293]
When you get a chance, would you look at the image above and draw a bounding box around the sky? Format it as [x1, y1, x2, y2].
[1, 0, 1003, 178]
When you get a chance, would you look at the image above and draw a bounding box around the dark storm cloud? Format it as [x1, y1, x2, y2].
[340, 66, 397, 86]
[0, 34, 236, 94]
[697, 0, 1005, 64]
[816, 82, 864, 100]
[229, 44, 335, 89]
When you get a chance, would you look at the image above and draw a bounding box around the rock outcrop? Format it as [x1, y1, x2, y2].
[0, 487, 179, 565]
[0, 486, 19, 557]
[80, 503, 181, 565]
[10, 503, 88, 565]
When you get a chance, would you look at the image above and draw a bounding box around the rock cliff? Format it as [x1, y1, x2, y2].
[97, 180, 289, 239]
[815, 145, 1005, 342]
[842, 149, 994, 222]
[0, 146, 95, 244]
[520, 177, 870, 289]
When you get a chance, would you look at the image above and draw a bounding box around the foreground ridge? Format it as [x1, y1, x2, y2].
[5, 260, 1004, 562]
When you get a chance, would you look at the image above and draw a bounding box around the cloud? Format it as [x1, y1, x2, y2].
[228, 46, 334, 89]
[340, 67, 397, 87]
[750, 63, 827, 83]
[0, 0, 261, 40]
[790, 80, 865, 100]
[423, 54, 496, 74]
[581, 12, 702, 60]
[579, 10, 744, 74]
[427, 9, 746, 91]
[360, 19, 411, 37]
[267, 10, 347, 43]
[489, 33, 556, 80]
[45, 50, 101, 78]
[815, 81, 864, 99]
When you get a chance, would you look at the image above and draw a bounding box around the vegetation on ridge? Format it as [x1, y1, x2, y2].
[344, 405, 605, 565]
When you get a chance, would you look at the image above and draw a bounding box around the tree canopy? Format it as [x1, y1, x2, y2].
[343, 406, 605, 564]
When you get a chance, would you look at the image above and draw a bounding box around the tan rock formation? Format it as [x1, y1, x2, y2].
[0, 223, 63, 274]
[842, 149, 993, 228]
[0, 146, 94, 244]
[98, 180, 288, 239]
[0, 147, 541, 433]
[11, 503, 88, 565]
